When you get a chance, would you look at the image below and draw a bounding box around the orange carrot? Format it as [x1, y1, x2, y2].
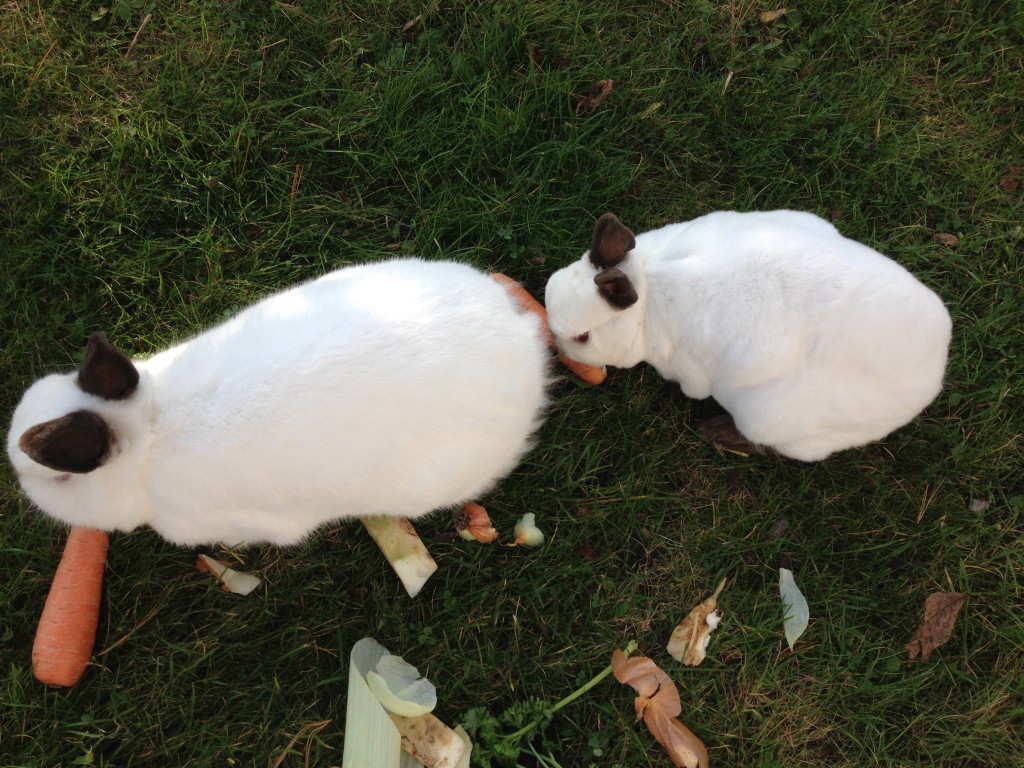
[32, 526, 109, 687]
[490, 272, 608, 385]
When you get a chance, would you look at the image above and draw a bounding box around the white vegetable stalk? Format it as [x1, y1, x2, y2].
[341, 638, 403, 768]
[342, 638, 469, 768]
[361, 517, 439, 598]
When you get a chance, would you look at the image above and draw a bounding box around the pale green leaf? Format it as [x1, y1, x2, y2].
[779, 567, 809, 650]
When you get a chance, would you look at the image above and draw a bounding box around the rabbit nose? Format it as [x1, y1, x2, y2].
[573, 332, 590, 344]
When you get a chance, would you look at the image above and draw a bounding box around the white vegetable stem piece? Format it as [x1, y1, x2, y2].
[196, 554, 262, 595]
[389, 712, 467, 768]
[361, 517, 439, 598]
[453, 726, 472, 768]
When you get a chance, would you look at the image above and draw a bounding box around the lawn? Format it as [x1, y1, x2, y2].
[1, 1, 1021, 767]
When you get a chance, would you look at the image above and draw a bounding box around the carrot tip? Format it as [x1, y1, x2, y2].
[490, 272, 607, 386]
[560, 357, 608, 385]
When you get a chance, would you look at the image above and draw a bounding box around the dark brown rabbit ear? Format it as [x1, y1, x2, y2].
[594, 267, 639, 309]
[589, 213, 636, 269]
[19, 410, 111, 473]
[78, 332, 139, 400]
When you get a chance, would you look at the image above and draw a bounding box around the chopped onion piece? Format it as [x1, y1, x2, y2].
[455, 503, 499, 543]
[511, 513, 545, 546]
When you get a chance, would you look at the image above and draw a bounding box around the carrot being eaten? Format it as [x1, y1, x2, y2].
[490, 272, 607, 385]
[32, 526, 109, 687]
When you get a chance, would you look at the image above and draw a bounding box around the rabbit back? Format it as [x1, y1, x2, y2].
[643, 211, 951, 459]
[9, 259, 550, 546]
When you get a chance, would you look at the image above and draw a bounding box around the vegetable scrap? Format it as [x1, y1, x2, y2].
[452, 725, 472, 768]
[455, 502, 499, 543]
[390, 712, 467, 768]
[667, 577, 727, 666]
[510, 513, 545, 547]
[343, 637, 468, 768]
[196, 554, 261, 595]
[366, 653, 437, 717]
[611, 649, 709, 768]
[361, 516, 438, 598]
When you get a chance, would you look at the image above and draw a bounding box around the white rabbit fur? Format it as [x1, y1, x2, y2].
[8, 258, 550, 546]
[545, 210, 952, 461]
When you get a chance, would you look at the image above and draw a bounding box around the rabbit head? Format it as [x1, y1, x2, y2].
[8, 332, 152, 533]
[545, 213, 648, 369]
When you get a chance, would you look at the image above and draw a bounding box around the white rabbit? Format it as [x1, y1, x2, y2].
[8, 258, 550, 546]
[545, 210, 952, 461]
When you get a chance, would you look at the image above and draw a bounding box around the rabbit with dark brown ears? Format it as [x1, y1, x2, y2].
[9, 258, 551, 546]
[545, 210, 952, 461]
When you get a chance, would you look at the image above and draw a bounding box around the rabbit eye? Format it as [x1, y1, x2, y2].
[573, 333, 590, 344]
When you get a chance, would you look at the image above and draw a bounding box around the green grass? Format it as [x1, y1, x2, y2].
[2, 1, 1022, 766]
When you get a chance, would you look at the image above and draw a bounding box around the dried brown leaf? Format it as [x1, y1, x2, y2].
[527, 43, 543, 70]
[575, 79, 614, 114]
[667, 577, 727, 666]
[999, 166, 1022, 192]
[577, 539, 598, 561]
[526, 43, 570, 72]
[905, 592, 968, 662]
[760, 8, 789, 23]
[769, 518, 790, 539]
[611, 650, 708, 768]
